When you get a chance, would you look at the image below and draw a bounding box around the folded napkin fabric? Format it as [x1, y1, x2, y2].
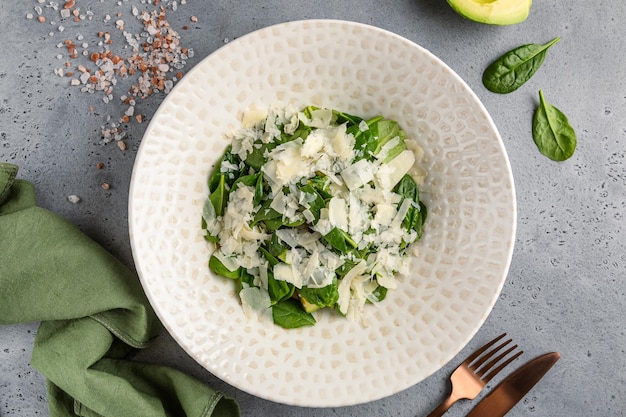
[0, 162, 239, 417]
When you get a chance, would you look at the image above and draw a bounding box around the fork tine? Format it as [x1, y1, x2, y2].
[464, 333, 507, 364]
[482, 348, 524, 383]
[476, 343, 519, 377]
[470, 337, 512, 370]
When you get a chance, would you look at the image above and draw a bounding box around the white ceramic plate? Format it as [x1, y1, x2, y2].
[129, 20, 516, 407]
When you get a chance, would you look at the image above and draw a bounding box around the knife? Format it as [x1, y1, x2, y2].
[466, 351, 561, 417]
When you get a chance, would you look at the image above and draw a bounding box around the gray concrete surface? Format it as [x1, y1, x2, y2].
[1, 1, 625, 416]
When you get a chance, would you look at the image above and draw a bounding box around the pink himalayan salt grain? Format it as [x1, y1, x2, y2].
[30, 1, 193, 148]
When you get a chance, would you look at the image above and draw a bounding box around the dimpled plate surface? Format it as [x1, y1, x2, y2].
[129, 20, 516, 407]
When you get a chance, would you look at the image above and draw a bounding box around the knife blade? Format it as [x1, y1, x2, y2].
[466, 351, 561, 417]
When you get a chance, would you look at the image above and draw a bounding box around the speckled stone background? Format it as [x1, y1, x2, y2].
[1, 1, 625, 416]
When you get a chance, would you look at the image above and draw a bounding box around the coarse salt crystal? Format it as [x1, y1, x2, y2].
[67, 195, 80, 204]
[80, 72, 90, 84]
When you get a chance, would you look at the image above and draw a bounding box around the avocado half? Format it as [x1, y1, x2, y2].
[446, 0, 532, 25]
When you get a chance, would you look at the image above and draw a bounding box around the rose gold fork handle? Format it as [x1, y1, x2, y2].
[426, 394, 458, 417]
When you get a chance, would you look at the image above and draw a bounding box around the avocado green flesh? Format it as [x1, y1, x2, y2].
[300, 296, 321, 313]
[446, 0, 532, 25]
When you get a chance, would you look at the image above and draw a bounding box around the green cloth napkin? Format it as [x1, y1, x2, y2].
[0, 162, 240, 417]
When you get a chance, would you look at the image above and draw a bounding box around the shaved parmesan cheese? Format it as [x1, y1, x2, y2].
[374, 203, 396, 228]
[328, 197, 348, 231]
[274, 263, 303, 288]
[328, 125, 355, 160]
[374, 149, 415, 190]
[265, 139, 306, 185]
[301, 129, 325, 157]
[301, 108, 333, 128]
[241, 108, 267, 128]
[240, 286, 272, 322]
[337, 260, 368, 315]
[340, 158, 376, 190]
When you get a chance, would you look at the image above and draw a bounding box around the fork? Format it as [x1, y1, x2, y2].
[426, 333, 523, 417]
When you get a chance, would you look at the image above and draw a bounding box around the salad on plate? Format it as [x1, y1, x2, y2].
[202, 104, 428, 328]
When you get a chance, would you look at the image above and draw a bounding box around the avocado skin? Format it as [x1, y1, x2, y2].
[446, 0, 532, 26]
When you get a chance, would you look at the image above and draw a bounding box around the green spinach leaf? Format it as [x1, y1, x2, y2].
[231, 173, 264, 206]
[299, 279, 339, 308]
[268, 232, 288, 259]
[532, 90, 577, 161]
[240, 268, 256, 287]
[272, 298, 316, 329]
[306, 174, 332, 200]
[370, 284, 388, 303]
[208, 254, 241, 279]
[323, 227, 358, 254]
[353, 116, 384, 161]
[483, 37, 560, 94]
[281, 123, 311, 143]
[393, 174, 427, 238]
[201, 198, 220, 242]
[259, 246, 280, 267]
[332, 109, 363, 126]
[209, 174, 228, 217]
[372, 119, 402, 155]
[297, 184, 326, 223]
[252, 201, 282, 226]
[268, 272, 295, 304]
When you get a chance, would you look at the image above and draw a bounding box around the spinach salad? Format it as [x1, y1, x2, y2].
[202, 105, 428, 328]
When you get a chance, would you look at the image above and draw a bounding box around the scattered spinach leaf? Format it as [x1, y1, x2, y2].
[532, 90, 577, 161]
[483, 37, 560, 94]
